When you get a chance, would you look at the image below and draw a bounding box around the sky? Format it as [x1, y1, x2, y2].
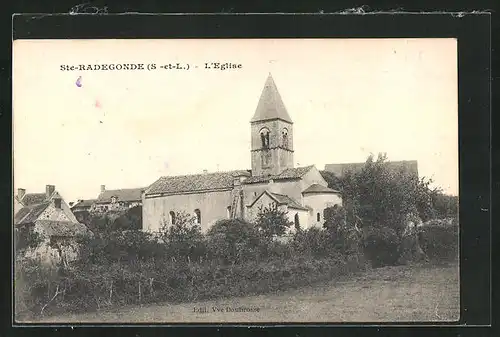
[13, 38, 458, 202]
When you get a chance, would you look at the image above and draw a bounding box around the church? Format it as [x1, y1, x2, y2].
[142, 74, 342, 233]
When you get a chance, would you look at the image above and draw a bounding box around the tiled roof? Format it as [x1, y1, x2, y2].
[21, 193, 49, 206]
[269, 192, 308, 211]
[96, 188, 145, 204]
[146, 170, 252, 196]
[302, 183, 340, 194]
[71, 199, 97, 208]
[251, 74, 293, 124]
[243, 165, 314, 184]
[324, 160, 418, 177]
[15, 202, 51, 225]
[36, 220, 90, 237]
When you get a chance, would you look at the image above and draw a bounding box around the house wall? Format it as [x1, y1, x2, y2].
[143, 190, 233, 233]
[38, 199, 78, 223]
[303, 193, 343, 228]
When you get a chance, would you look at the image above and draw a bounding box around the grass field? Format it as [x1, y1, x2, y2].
[25, 262, 459, 323]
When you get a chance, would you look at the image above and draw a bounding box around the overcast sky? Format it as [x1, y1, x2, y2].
[13, 38, 458, 202]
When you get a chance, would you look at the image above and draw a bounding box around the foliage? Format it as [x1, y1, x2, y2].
[14, 225, 44, 255]
[206, 219, 263, 264]
[363, 226, 402, 268]
[418, 224, 458, 261]
[254, 203, 293, 239]
[113, 206, 143, 231]
[159, 211, 206, 263]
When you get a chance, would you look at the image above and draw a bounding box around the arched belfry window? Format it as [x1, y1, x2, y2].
[282, 128, 289, 148]
[260, 128, 270, 149]
[194, 209, 201, 224]
[169, 211, 176, 225]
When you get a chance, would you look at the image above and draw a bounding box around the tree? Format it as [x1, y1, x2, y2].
[255, 203, 293, 239]
[160, 211, 205, 263]
[206, 219, 262, 264]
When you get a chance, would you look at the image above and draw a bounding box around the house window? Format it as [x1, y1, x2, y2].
[194, 209, 201, 224]
[111, 196, 117, 203]
[282, 128, 289, 148]
[54, 198, 62, 209]
[260, 128, 270, 149]
[317, 212, 321, 222]
[294, 213, 300, 228]
[169, 211, 176, 225]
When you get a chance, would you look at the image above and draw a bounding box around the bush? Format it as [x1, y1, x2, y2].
[363, 226, 402, 268]
[418, 224, 458, 261]
[206, 219, 264, 264]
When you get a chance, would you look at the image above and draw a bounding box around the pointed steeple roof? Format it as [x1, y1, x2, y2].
[251, 73, 293, 124]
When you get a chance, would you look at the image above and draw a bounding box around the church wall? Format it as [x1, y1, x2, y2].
[242, 180, 304, 212]
[245, 192, 288, 222]
[303, 193, 343, 228]
[286, 208, 310, 231]
[142, 190, 232, 233]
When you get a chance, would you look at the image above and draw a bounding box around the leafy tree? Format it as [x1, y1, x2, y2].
[206, 219, 263, 264]
[160, 211, 206, 263]
[254, 204, 293, 239]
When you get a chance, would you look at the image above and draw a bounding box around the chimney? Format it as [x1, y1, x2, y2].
[17, 188, 26, 200]
[202, 170, 208, 174]
[46, 185, 55, 198]
[101, 185, 106, 193]
[69, 202, 74, 207]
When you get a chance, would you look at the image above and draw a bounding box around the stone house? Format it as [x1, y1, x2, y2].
[14, 185, 91, 266]
[143, 74, 343, 233]
[94, 185, 145, 212]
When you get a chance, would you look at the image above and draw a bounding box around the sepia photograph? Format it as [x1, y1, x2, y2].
[13, 38, 459, 323]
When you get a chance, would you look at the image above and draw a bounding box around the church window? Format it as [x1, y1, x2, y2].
[317, 212, 321, 222]
[282, 128, 289, 148]
[294, 213, 300, 228]
[169, 211, 176, 225]
[259, 128, 270, 149]
[227, 206, 231, 218]
[194, 209, 201, 224]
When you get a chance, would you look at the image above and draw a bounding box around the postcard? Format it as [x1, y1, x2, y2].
[13, 38, 459, 323]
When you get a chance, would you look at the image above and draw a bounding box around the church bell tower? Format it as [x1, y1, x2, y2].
[250, 74, 294, 176]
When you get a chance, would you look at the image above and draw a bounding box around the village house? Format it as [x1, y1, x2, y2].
[94, 185, 145, 212]
[142, 74, 343, 233]
[14, 185, 90, 265]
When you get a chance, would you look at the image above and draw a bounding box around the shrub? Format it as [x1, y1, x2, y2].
[160, 211, 206, 263]
[206, 219, 264, 264]
[363, 226, 402, 268]
[255, 204, 294, 239]
[418, 224, 458, 261]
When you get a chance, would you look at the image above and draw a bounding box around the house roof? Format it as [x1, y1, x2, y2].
[71, 199, 96, 209]
[243, 165, 314, 184]
[15, 202, 51, 225]
[250, 74, 293, 124]
[20, 193, 49, 206]
[96, 188, 145, 204]
[247, 190, 308, 211]
[324, 160, 418, 177]
[146, 170, 252, 196]
[36, 220, 91, 237]
[302, 183, 340, 194]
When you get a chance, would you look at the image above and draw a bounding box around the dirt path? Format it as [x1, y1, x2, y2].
[25, 262, 459, 323]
